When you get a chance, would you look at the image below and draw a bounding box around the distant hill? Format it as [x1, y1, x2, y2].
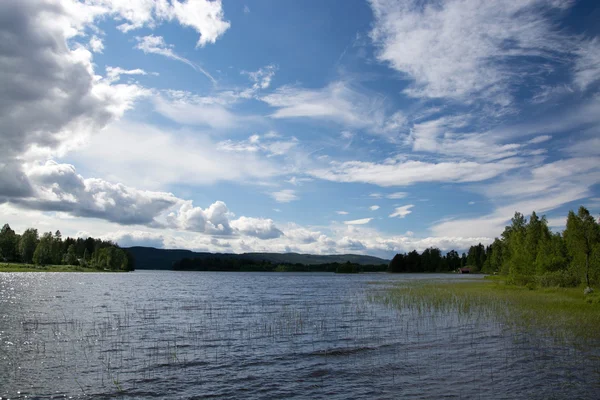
[124, 246, 389, 270]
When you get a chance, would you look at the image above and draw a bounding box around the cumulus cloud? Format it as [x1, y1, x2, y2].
[102, 230, 166, 248]
[389, 205, 414, 218]
[369, 205, 380, 211]
[79, 0, 230, 46]
[18, 161, 178, 226]
[230, 217, 283, 239]
[336, 211, 349, 215]
[270, 189, 298, 203]
[89, 35, 104, 53]
[0, 0, 148, 198]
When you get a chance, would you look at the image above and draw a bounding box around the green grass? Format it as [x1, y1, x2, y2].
[375, 276, 600, 344]
[0, 262, 116, 273]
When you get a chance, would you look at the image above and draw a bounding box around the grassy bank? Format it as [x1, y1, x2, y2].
[0, 262, 119, 273]
[375, 276, 600, 343]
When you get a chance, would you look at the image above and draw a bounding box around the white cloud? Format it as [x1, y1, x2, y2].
[527, 135, 552, 144]
[135, 35, 216, 83]
[81, 0, 230, 46]
[230, 217, 283, 239]
[103, 230, 165, 248]
[387, 192, 407, 199]
[68, 120, 281, 190]
[152, 90, 247, 129]
[369, 205, 380, 211]
[369, 0, 573, 104]
[344, 218, 373, 225]
[242, 64, 277, 91]
[336, 211, 349, 215]
[166, 0, 231, 47]
[270, 189, 298, 203]
[0, 1, 148, 197]
[218, 134, 298, 157]
[105, 66, 148, 83]
[574, 38, 600, 91]
[409, 116, 523, 161]
[389, 205, 414, 218]
[20, 161, 178, 226]
[310, 158, 523, 187]
[261, 81, 405, 135]
[89, 35, 104, 53]
[432, 157, 600, 238]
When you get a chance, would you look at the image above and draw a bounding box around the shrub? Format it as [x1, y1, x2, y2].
[537, 270, 580, 288]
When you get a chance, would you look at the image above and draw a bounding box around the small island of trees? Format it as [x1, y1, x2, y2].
[0, 224, 134, 271]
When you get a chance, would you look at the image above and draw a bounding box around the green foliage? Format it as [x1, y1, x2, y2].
[387, 205, 599, 288]
[33, 232, 54, 266]
[335, 262, 359, 273]
[173, 256, 385, 273]
[1, 223, 134, 271]
[564, 207, 600, 287]
[91, 246, 129, 271]
[63, 244, 78, 266]
[0, 224, 18, 262]
[19, 228, 38, 264]
[536, 270, 580, 288]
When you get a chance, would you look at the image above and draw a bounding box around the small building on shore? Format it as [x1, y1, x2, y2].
[458, 267, 471, 274]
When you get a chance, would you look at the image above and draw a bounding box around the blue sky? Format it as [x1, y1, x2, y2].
[1, 0, 599, 258]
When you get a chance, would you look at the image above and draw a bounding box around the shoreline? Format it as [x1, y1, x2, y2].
[0, 263, 128, 273]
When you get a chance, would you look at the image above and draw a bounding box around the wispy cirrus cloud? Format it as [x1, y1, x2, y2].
[135, 35, 216, 83]
[260, 81, 406, 135]
[310, 158, 523, 187]
[369, 0, 574, 105]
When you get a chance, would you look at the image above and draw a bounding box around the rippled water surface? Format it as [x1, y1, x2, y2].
[1, 271, 599, 399]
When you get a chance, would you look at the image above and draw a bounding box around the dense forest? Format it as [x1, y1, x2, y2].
[0, 224, 134, 271]
[389, 206, 600, 288]
[173, 256, 386, 273]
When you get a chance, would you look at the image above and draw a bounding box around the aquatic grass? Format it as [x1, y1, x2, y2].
[373, 277, 600, 345]
[0, 262, 117, 273]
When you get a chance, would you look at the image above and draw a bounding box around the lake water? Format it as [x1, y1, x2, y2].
[1, 271, 598, 399]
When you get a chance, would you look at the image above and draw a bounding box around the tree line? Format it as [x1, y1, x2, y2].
[0, 224, 134, 271]
[389, 206, 600, 288]
[173, 256, 386, 273]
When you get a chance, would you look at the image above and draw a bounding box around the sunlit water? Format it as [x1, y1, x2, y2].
[1, 271, 598, 399]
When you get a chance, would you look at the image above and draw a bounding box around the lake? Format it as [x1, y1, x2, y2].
[1, 271, 598, 399]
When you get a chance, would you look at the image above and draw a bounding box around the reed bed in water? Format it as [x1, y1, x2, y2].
[372, 277, 600, 345]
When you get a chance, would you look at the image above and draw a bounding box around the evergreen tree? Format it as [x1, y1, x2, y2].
[564, 207, 600, 287]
